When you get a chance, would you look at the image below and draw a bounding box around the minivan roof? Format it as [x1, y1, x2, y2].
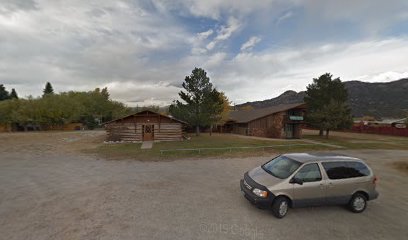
[282, 153, 361, 163]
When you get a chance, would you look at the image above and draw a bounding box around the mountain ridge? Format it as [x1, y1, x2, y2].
[237, 78, 408, 118]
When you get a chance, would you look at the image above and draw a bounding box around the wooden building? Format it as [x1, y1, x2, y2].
[104, 110, 186, 142]
[224, 103, 306, 139]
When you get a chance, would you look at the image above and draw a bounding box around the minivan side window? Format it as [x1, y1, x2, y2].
[322, 161, 370, 180]
[347, 161, 371, 177]
[294, 163, 322, 182]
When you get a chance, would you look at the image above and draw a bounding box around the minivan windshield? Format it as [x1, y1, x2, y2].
[262, 155, 302, 179]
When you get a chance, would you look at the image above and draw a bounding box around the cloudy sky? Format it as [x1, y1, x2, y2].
[1, 0, 408, 106]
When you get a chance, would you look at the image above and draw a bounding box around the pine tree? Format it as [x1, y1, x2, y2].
[304, 73, 352, 138]
[43, 82, 54, 97]
[9, 88, 18, 99]
[0, 84, 10, 101]
[169, 68, 223, 136]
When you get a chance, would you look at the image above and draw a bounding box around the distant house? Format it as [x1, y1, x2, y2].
[352, 117, 408, 136]
[223, 103, 307, 139]
[354, 118, 407, 128]
[104, 110, 186, 142]
[391, 118, 407, 129]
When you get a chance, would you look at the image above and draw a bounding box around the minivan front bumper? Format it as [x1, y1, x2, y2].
[240, 173, 275, 209]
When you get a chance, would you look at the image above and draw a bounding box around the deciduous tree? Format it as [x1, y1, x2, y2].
[0, 88, 130, 130]
[217, 91, 231, 125]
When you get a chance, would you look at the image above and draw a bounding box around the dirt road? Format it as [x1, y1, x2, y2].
[0, 131, 407, 240]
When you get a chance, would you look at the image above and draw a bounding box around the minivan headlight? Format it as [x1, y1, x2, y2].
[253, 188, 268, 198]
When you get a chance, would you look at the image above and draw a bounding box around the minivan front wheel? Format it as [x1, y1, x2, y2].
[272, 197, 289, 218]
[349, 193, 367, 213]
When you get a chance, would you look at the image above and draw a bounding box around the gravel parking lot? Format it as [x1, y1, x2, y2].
[0, 132, 407, 240]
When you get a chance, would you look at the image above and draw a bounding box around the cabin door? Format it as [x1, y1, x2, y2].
[143, 124, 154, 141]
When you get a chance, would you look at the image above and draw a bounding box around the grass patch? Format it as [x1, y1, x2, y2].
[91, 132, 408, 161]
[93, 133, 334, 161]
[303, 134, 408, 150]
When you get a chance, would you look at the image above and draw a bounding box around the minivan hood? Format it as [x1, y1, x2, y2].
[248, 166, 284, 188]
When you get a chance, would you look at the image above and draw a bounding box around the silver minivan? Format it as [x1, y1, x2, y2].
[240, 153, 379, 218]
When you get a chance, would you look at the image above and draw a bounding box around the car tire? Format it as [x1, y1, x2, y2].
[272, 197, 289, 218]
[349, 193, 367, 213]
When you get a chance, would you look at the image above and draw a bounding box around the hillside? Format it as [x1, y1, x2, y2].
[237, 78, 408, 118]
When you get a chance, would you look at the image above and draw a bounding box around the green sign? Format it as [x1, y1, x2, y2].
[289, 116, 303, 121]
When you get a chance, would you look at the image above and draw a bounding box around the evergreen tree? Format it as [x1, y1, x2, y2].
[43, 82, 54, 97]
[9, 88, 18, 99]
[101, 87, 110, 100]
[304, 73, 352, 138]
[0, 84, 10, 101]
[169, 67, 223, 136]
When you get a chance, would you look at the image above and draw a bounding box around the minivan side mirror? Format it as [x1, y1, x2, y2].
[290, 177, 303, 185]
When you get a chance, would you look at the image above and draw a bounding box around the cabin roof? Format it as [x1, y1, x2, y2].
[103, 110, 187, 125]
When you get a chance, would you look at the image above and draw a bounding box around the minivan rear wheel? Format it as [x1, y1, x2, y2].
[349, 193, 367, 213]
[272, 197, 289, 218]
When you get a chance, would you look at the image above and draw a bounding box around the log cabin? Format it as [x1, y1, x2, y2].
[223, 103, 307, 139]
[104, 110, 186, 142]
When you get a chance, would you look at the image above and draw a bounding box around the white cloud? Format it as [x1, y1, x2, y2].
[197, 29, 214, 40]
[215, 17, 241, 41]
[190, 29, 214, 55]
[1, 0, 408, 107]
[206, 17, 241, 50]
[240, 36, 261, 51]
[355, 71, 408, 83]
[156, 0, 286, 20]
[204, 52, 227, 68]
[208, 38, 408, 104]
[275, 11, 293, 25]
[0, 0, 191, 99]
[302, 0, 408, 36]
[103, 81, 180, 106]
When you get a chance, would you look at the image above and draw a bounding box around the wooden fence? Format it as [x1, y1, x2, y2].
[351, 126, 408, 137]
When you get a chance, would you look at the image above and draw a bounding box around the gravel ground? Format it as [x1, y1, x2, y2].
[0, 131, 407, 240]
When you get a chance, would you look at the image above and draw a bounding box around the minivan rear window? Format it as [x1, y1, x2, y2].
[347, 161, 371, 177]
[262, 156, 301, 179]
[322, 161, 370, 180]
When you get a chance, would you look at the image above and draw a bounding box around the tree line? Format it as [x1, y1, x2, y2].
[1, 70, 353, 138]
[0, 84, 19, 100]
[0, 82, 130, 130]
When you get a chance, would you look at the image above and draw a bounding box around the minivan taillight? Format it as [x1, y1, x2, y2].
[373, 175, 378, 185]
